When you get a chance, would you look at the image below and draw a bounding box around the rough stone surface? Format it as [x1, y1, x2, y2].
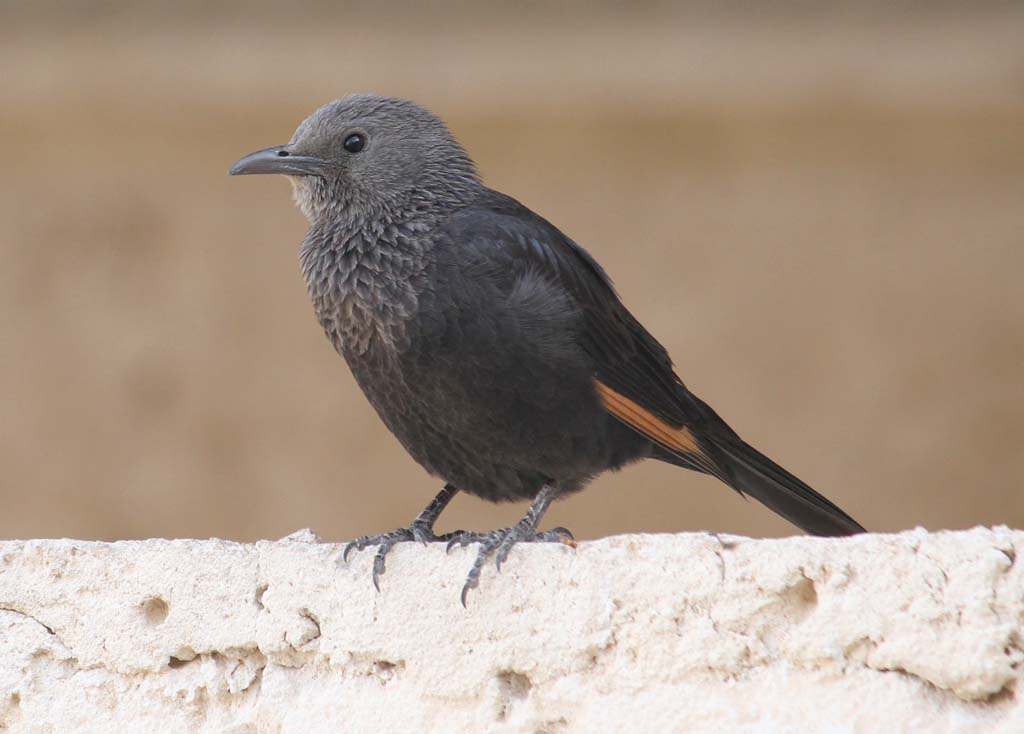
[0, 527, 1020, 733]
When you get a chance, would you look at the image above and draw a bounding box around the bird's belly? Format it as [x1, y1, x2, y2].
[346, 348, 650, 502]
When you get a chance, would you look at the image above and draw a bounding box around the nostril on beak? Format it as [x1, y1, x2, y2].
[276, 150, 290, 157]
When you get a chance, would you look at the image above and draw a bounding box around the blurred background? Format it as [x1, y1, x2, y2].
[2, 2, 1022, 542]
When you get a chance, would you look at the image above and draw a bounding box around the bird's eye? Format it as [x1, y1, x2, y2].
[343, 133, 366, 154]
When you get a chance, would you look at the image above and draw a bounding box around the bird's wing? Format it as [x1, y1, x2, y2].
[444, 191, 866, 540]
[447, 191, 726, 479]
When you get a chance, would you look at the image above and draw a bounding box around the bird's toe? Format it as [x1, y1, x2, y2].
[342, 524, 438, 587]
[460, 523, 576, 604]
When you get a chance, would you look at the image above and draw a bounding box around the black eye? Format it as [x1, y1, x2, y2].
[343, 133, 366, 154]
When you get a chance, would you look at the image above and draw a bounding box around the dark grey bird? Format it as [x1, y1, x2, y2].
[230, 94, 864, 603]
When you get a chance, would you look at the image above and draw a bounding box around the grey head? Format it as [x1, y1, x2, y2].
[230, 95, 481, 223]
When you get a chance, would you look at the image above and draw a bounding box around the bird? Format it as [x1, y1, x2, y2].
[230, 94, 865, 603]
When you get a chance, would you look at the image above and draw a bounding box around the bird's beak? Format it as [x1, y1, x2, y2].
[228, 145, 331, 177]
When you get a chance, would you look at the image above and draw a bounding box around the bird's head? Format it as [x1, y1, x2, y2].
[230, 94, 480, 222]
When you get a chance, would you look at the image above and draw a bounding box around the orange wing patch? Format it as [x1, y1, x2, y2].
[594, 380, 702, 457]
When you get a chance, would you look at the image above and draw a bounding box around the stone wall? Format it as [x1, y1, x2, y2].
[0, 528, 1020, 732]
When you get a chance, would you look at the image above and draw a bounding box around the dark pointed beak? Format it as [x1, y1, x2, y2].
[228, 145, 331, 176]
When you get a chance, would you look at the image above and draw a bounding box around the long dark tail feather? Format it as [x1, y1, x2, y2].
[655, 439, 865, 537]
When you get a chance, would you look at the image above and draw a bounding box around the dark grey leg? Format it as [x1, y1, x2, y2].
[342, 483, 460, 590]
[457, 484, 575, 606]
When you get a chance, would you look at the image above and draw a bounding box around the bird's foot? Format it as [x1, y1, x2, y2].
[456, 522, 576, 606]
[343, 521, 452, 591]
[342, 483, 462, 590]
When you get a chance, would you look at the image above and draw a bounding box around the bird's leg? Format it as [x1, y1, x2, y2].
[343, 483, 460, 590]
[457, 484, 576, 606]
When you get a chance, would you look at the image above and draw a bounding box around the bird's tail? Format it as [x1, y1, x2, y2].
[656, 436, 865, 537]
[596, 380, 864, 536]
[712, 438, 864, 536]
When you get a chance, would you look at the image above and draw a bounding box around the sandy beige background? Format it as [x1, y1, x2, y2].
[2, 4, 1022, 542]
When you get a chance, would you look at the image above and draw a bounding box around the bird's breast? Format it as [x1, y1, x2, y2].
[300, 229, 429, 358]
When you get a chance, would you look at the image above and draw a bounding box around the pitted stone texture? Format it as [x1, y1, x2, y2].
[0, 527, 1020, 733]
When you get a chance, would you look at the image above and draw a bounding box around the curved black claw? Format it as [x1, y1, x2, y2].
[459, 525, 575, 606]
[342, 521, 440, 591]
